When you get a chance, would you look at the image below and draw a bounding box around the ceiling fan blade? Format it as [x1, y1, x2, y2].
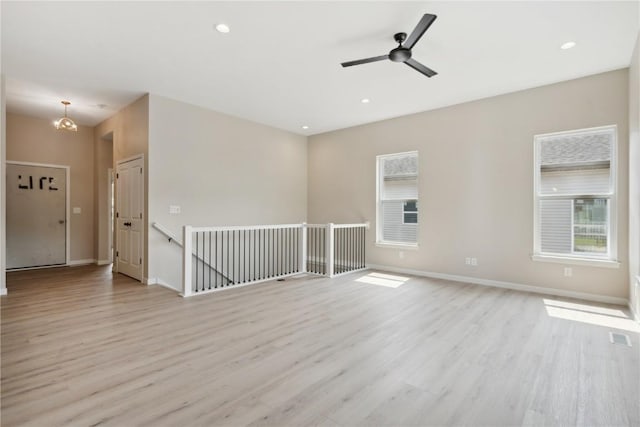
[403, 14, 437, 50]
[341, 54, 389, 67]
[405, 58, 437, 78]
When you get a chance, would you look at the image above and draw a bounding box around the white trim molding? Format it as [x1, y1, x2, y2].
[630, 301, 639, 323]
[145, 277, 180, 293]
[0, 288, 7, 296]
[68, 259, 97, 266]
[96, 259, 112, 266]
[375, 242, 419, 250]
[531, 254, 620, 268]
[367, 263, 629, 306]
[630, 275, 640, 323]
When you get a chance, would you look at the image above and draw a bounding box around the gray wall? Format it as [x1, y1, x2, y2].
[147, 95, 307, 290]
[308, 69, 629, 300]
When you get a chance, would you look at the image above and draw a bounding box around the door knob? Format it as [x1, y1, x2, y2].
[58, 220, 65, 224]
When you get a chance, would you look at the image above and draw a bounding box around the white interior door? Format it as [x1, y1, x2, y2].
[116, 157, 143, 281]
[6, 163, 68, 269]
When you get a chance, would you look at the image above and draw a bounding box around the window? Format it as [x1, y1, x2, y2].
[376, 152, 418, 246]
[403, 200, 418, 224]
[533, 125, 617, 265]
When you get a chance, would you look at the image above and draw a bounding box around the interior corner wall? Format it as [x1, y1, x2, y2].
[147, 94, 307, 291]
[629, 32, 640, 319]
[6, 113, 95, 262]
[308, 69, 629, 301]
[94, 94, 149, 278]
[1, 74, 6, 295]
[93, 134, 112, 264]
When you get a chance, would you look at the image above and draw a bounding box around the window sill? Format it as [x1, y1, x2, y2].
[531, 254, 620, 269]
[376, 242, 419, 251]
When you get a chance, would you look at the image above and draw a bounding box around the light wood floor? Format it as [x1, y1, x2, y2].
[1, 266, 638, 426]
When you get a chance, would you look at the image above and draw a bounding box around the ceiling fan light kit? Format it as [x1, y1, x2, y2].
[341, 13, 438, 78]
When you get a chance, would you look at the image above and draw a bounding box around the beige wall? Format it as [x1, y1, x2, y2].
[6, 113, 95, 262]
[147, 94, 307, 290]
[629, 33, 640, 318]
[94, 95, 149, 277]
[93, 134, 112, 263]
[308, 69, 629, 301]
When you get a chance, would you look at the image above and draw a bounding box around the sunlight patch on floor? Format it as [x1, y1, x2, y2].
[543, 299, 628, 318]
[355, 272, 410, 288]
[543, 299, 640, 333]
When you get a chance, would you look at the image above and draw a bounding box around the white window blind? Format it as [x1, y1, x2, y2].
[539, 168, 610, 195]
[382, 178, 418, 200]
[534, 126, 616, 261]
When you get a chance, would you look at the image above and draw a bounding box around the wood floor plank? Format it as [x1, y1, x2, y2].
[2, 265, 638, 426]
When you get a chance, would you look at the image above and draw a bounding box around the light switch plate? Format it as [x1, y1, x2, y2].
[73, 207, 81, 214]
[169, 205, 181, 214]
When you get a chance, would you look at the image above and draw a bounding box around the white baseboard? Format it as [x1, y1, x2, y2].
[368, 263, 629, 306]
[630, 276, 640, 323]
[630, 302, 639, 323]
[0, 288, 7, 296]
[145, 277, 180, 293]
[68, 259, 97, 266]
[96, 259, 112, 266]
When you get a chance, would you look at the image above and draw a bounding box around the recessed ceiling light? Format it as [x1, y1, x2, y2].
[560, 41, 576, 50]
[302, 125, 309, 130]
[361, 98, 370, 104]
[215, 23, 230, 33]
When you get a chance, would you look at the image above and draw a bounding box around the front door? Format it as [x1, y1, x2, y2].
[6, 163, 67, 269]
[116, 157, 143, 281]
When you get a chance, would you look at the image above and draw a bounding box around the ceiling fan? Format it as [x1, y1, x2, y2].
[341, 14, 438, 78]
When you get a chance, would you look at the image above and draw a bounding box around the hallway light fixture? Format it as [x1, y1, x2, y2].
[54, 101, 78, 131]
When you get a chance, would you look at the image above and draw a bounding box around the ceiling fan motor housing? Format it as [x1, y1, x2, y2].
[389, 47, 412, 62]
[390, 32, 411, 62]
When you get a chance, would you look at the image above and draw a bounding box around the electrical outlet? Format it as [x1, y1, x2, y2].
[465, 257, 471, 265]
[169, 205, 181, 214]
[564, 267, 572, 277]
[471, 257, 478, 266]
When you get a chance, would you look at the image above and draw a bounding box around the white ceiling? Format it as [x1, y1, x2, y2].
[2, 1, 638, 136]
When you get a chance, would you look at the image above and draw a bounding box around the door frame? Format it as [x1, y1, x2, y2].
[6, 160, 71, 268]
[114, 154, 144, 281]
[107, 168, 114, 264]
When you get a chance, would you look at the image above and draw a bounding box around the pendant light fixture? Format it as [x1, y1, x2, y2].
[54, 101, 78, 131]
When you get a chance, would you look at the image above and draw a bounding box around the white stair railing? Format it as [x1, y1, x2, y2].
[152, 222, 183, 246]
[182, 222, 368, 297]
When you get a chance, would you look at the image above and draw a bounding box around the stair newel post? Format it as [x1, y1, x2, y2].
[300, 222, 307, 273]
[326, 223, 335, 278]
[183, 226, 193, 297]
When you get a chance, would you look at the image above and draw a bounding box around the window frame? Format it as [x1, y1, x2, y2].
[402, 200, 418, 225]
[532, 125, 619, 268]
[376, 151, 419, 248]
